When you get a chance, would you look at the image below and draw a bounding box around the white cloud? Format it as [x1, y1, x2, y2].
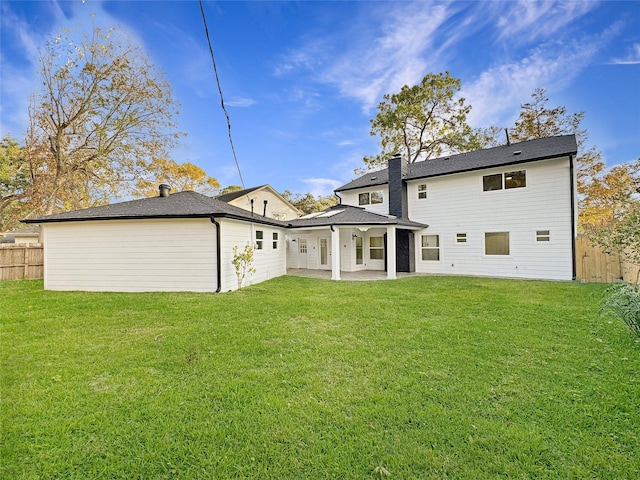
[301, 177, 343, 197]
[611, 43, 640, 65]
[496, 0, 598, 44]
[226, 97, 256, 108]
[462, 33, 608, 128]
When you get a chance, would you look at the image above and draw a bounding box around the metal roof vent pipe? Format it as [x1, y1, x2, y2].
[159, 184, 172, 197]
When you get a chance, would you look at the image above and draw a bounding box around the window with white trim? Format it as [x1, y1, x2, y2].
[299, 239, 307, 254]
[369, 236, 384, 260]
[421, 235, 440, 261]
[483, 170, 526, 191]
[485, 232, 509, 255]
[456, 233, 467, 244]
[359, 190, 384, 205]
[272, 232, 278, 249]
[255, 230, 263, 250]
[418, 184, 427, 199]
[536, 230, 550, 242]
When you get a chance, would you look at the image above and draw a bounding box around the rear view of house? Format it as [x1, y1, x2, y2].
[334, 135, 578, 281]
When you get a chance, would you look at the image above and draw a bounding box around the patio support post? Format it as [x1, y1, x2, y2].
[386, 226, 397, 280]
[331, 226, 341, 280]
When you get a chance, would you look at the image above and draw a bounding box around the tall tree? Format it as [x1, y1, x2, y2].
[0, 137, 30, 231]
[508, 88, 639, 230]
[27, 22, 183, 215]
[361, 72, 484, 172]
[132, 158, 220, 198]
[281, 190, 338, 214]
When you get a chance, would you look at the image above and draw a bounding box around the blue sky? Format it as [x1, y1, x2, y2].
[1, 1, 639, 196]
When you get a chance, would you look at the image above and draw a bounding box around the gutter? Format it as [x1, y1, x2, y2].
[210, 217, 222, 293]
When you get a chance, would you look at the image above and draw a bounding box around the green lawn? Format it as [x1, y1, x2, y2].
[1, 276, 638, 479]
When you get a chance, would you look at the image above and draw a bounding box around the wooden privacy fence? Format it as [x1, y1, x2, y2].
[576, 236, 639, 284]
[0, 244, 44, 281]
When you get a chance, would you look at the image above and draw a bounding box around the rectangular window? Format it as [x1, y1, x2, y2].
[485, 232, 509, 255]
[272, 232, 278, 249]
[421, 235, 440, 261]
[358, 192, 370, 205]
[456, 233, 467, 244]
[255, 230, 263, 250]
[483, 173, 503, 191]
[418, 184, 427, 199]
[505, 170, 526, 189]
[483, 171, 526, 191]
[371, 190, 383, 204]
[299, 239, 307, 253]
[356, 236, 363, 265]
[369, 236, 384, 260]
[536, 230, 550, 242]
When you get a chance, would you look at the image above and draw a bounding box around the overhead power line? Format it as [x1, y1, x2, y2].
[198, 0, 245, 190]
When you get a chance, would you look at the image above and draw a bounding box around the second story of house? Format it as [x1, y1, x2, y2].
[335, 135, 579, 226]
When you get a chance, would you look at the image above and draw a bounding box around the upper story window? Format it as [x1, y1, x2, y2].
[359, 190, 384, 205]
[483, 170, 526, 191]
[418, 184, 427, 199]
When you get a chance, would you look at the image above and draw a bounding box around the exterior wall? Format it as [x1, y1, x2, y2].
[339, 186, 389, 216]
[286, 227, 387, 272]
[42, 218, 218, 292]
[219, 218, 287, 291]
[407, 157, 574, 280]
[228, 189, 300, 220]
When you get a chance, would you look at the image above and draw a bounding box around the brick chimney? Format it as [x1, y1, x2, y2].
[388, 153, 407, 218]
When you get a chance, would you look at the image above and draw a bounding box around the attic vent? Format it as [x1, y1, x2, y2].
[513, 150, 522, 155]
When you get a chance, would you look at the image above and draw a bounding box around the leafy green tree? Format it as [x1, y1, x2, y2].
[361, 72, 484, 172]
[132, 158, 219, 198]
[26, 22, 183, 215]
[0, 137, 30, 231]
[281, 190, 338, 214]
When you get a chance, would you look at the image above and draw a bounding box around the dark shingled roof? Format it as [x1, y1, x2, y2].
[22, 191, 287, 227]
[336, 135, 578, 192]
[287, 204, 426, 229]
[215, 185, 266, 203]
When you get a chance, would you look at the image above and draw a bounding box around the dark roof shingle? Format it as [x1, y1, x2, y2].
[336, 135, 577, 192]
[23, 191, 287, 226]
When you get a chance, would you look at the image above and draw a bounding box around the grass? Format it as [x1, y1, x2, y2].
[1, 276, 638, 479]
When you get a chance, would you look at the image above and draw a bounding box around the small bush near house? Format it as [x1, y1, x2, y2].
[601, 283, 640, 338]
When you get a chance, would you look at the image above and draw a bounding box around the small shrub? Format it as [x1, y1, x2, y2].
[601, 283, 640, 338]
[231, 244, 256, 289]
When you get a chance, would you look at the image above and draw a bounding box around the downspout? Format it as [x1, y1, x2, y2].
[569, 154, 577, 281]
[335, 192, 342, 204]
[210, 217, 222, 293]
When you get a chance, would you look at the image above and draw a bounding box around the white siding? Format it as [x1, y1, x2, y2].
[228, 189, 300, 220]
[42, 219, 217, 292]
[340, 186, 389, 215]
[218, 219, 287, 291]
[408, 157, 574, 280]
